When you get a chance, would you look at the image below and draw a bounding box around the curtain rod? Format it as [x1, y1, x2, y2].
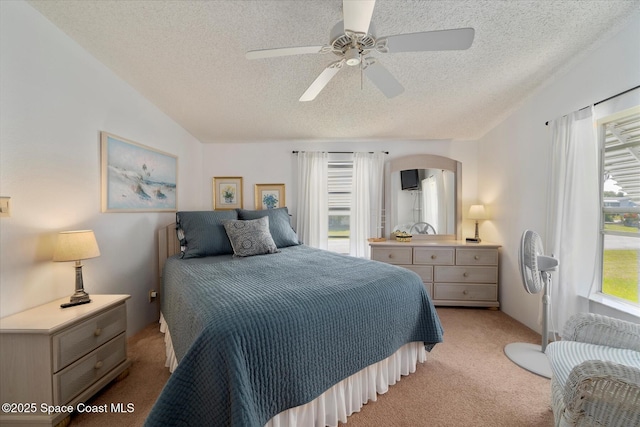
[291, 151, 389, 154]
[545, 85, 640, 126]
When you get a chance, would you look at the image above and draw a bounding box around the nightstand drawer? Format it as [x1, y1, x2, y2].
[434, 284, 497, 301]
[413, 248, 455, 265]
[434, 266, 497, 283]
[53, 333, 126, 405]
[371, 247, 412, 265]
[402, 265, 433, 283]
[53, 304, 126, 371]
[456, 248, 498, 265]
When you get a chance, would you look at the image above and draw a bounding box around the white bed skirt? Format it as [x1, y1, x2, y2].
[159, 313, 426, 427]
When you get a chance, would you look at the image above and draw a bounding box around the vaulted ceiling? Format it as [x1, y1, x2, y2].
[28, 0, 640, 142]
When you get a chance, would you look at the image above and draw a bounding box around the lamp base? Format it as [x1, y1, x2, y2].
[63, 262, 92, 308]
[472, 220, 482, 242]
[466, 237, 481, 243]
[70, 289, 91, 304]
[61, 299, 92, 309]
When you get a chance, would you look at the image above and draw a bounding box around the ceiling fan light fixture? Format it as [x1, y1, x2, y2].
[345, 48, 361, 66]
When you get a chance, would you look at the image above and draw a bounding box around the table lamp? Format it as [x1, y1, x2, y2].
[467, 205, 487, 243]
[53, 230, 100, 308]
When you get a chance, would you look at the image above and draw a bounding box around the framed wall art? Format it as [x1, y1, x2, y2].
[213, 177, 243, 210]
[101, 132, 177, 212]
[255, 183, 285, 210]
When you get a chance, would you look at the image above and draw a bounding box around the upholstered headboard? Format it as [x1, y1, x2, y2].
[158, 223, 180, 277]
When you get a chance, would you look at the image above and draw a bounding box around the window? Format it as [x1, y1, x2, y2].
[328, 154, 352, 254]
[599, 106, 640, 306]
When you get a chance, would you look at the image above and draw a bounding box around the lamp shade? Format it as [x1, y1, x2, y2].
[468, 205, 487, 220]
[53, 230, 101, 262]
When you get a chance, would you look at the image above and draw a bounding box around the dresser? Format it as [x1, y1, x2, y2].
[370, 241, 500, 308]
[0, 294, 131, 427]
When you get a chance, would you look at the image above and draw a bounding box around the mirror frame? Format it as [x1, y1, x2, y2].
[385, 154, 462, 240]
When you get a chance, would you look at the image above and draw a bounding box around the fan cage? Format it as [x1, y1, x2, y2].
[331, 34, 376, 56]
[520, 230, 544, 294]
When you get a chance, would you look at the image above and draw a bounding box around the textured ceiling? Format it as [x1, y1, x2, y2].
[28, 0, 640, 142]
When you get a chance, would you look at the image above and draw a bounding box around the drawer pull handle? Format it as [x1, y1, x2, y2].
[388, 254, 394, 259]
[94, 361, 103, 370]
[474, 255, 480, 260]
[94, 328, 102, 337]
[463, 290, 468, 295]
[463, 272, 469, 277]
[431, 255, 437, 259]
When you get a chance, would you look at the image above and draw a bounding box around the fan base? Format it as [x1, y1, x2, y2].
[504, 342, 552, 378]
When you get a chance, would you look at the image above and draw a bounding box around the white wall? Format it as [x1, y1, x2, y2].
[0, 1, 204, 335]
[476, 12, 640, 332]
[201, 139, 480, 238]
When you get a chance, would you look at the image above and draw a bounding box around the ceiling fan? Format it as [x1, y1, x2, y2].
[246, 0, 474, 102]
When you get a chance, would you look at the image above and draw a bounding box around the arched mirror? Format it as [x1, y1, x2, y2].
[385, 154, 462, 240]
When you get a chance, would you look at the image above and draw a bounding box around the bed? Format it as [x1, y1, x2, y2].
[146, 209, 443, 427]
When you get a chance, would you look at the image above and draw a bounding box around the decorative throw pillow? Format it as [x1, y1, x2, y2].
[236, 207, 301, 248]
[176, 210, 237, 258]
[223, 216, 279, 257]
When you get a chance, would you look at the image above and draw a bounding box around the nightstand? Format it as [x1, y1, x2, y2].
[0, 294, 131, 427]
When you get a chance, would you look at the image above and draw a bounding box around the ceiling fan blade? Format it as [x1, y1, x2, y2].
[362, 58, 404, 98]
[246, 45, 325, 60]
[343, 0, 376, 34]
[299, 60, 345, 102]
[383, 28, 475, 53]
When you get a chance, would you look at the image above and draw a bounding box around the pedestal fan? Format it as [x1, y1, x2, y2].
[504, 230, 559, 378]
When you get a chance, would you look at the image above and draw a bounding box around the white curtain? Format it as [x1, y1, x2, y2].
[296, 152, 328, 249]
[546, 107, 599, 334]
[350, 152, 385, 258]
[422, 171, 446, 234]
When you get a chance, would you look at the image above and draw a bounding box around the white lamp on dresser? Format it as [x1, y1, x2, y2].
[53, 230, 100, 308]
[467, 204, 487, 243]
[0, 231, 130, 426]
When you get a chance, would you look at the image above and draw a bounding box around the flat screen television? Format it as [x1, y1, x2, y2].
[400, 169, 421, 191]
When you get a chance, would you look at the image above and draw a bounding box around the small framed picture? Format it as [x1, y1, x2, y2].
[255, 184, 285, 210]
[213, 177, 243, 210]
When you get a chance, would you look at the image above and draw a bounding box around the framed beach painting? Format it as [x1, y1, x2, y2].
[213, 177, 243, 210]
[255, 184, 285, 210]
[101, 132, 177, 212]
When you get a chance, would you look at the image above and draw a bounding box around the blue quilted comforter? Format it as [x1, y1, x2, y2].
[145, 245, 443, 427]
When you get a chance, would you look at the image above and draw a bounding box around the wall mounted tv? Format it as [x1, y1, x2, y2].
[400, 169, 423, 191]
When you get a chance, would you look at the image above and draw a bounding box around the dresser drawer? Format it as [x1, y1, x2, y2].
[401, 265, 434, 283]
[413, 248, 455, 265]
[434, 284, 497, 301]
[53, 333, 126, 405]
[434, 266, 497, 283]
[53, 304, 126, 371]
[456, 248, 498, 266]
[371, 247, 412, 265]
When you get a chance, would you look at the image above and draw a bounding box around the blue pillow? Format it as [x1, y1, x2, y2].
[176, 210, 238, 258]
[236, 207, 301, 248]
